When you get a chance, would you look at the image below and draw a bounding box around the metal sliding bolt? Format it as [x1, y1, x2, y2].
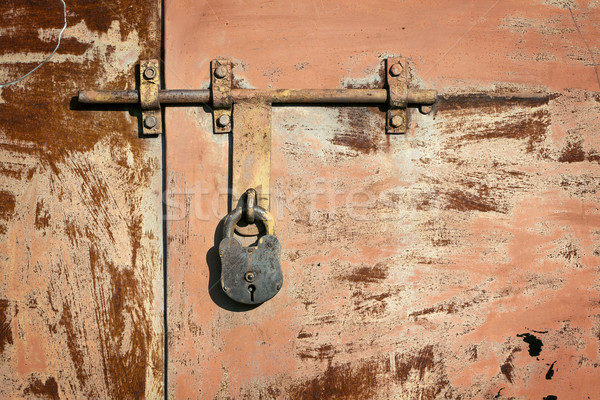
[144, 116, 158, 129]
[143, 67, 157, 80]
[390, 63, 404, 77]
[214, 66, 228, 79]
[390, 115, 405, 128]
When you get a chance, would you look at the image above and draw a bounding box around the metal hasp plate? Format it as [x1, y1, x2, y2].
[230, 101, 272, 235]
[140, 59, 162, 135]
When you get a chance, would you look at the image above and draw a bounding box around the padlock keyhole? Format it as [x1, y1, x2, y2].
[248, 284, 256, 302]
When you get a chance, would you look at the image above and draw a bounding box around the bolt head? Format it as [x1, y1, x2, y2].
[214, 65, 228, 79]
[217, 114, 231, 127]
[420, 105, 433, 115]
[144, 115, 158, 129]
[390, 63, 404, 77]
[244, 272, 256, 282]
[143, 67, 156, 80]
[390, 115, 405, 128]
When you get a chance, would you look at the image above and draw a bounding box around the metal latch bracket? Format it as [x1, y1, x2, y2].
[211, 59, 233, 134]
[140, 60, 162, 135]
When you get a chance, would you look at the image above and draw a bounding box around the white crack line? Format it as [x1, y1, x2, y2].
[0, 0, 67, 88]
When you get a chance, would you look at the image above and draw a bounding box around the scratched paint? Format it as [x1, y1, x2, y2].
[0, 0, 163, 398]
[165, 0, 600, 399]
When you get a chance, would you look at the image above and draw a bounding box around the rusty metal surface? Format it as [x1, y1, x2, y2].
[140, 59, 162, 135]
[165, 0, 600, 399]
[386, 57, 409, 134]
[79, 86, 436, 105]
[0, 0, 163, 398]
[211, 59, 233, 134]
[220, 204, 283, 305]
[232, 101, 272, 212]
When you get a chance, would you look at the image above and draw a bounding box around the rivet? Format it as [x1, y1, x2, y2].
[217, 114, 231, 127]
[390, 114, 404, 128]
[244, 272, 256, 282]
[390, 63, 404, 77]
[144, 115, 157, 129]
[223, 286, 229, 292]
[143, 67, 156, 80]
[276, 282, 281, 290]
[420, 105, 433, 115]
[214, 65, 228, 79]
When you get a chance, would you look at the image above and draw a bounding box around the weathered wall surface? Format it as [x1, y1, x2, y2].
[0, 1, 163, 398]
[165, 0, 600, 399]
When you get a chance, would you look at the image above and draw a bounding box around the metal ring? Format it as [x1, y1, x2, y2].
[245, 189, 256, 224]
[223, 205, 274, 238]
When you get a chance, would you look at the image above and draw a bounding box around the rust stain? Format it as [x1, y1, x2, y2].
[558, 139, 587, 163]
[500, 347, 521, 384]
[23, 376, 60, 400]
[0, 0, 158, 161]
[88, 246, 152, 398]
[0, 299, 14, 354]
[34, 199, 50, 230]
[289, 346, 449, 399]
[343, 264, 388, 283]
[459, 108, 551, 154]
[395, 345, 436, 383]
[289, 359, 381, 399]
[330, 108, 387, 154]
[0, 190, 16, 219]
[0, 0, 163, 398]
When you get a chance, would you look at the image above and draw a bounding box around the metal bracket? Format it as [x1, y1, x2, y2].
[211, 59, 233, 134]
[386, 57, 408, 134]
[140, 59, 162, 135]
[231, 100, 272, 236]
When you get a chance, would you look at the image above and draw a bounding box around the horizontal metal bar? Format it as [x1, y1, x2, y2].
[232, 89, 388, 104]
[78, 90, 139, 104]
[78, 88, 437, 106]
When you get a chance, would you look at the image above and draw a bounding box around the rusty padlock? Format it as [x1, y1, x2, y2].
[219, 199, 282, 305]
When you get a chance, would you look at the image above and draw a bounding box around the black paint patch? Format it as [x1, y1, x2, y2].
[545, 361, 556, 380]
[494, 387, 505, 399]
[517, 333, 543, 357]
[543, 396, 557, 400]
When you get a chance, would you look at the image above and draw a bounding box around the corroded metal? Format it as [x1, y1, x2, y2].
[139, 59, 161, 135]
[386, 57, 408, 134]
[231, 101, 272, 236]
[78, 88, 435, 105]
[77, 58, 437, 137]
[220, 203, 282, 304]
[211, 59, 233, 134]
[0, 1, 164, 398]
[163, 1, 600, 399]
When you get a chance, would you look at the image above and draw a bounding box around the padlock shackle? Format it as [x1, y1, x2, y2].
[223, 205, 274, 238]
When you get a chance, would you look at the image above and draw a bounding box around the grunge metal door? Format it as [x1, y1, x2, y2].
[164, 1, 600, 399]
[2, 1, 600, 399]
[0, 1, 163, 398]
